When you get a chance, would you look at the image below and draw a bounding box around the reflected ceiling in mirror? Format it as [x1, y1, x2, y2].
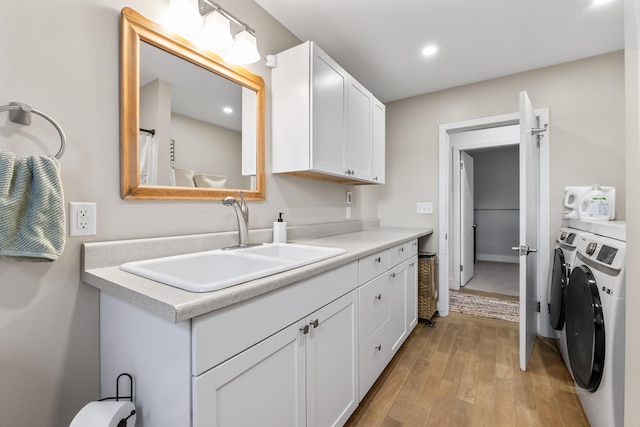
[120, 7, 265, 200]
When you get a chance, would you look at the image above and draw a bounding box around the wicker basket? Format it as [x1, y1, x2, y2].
[418, 252, 438, 320]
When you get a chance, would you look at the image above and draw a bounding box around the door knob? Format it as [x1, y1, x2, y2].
[511, 245, 537, 256]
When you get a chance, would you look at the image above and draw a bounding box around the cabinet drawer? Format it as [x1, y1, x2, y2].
[358, 250, 389, 285]
[359, 320, 391, 401]
[389, 239, 418, 267]
[358, 273, 390, 344]
[192, 262, 357, 375]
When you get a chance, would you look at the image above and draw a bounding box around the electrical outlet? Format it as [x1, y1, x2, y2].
[416, 202, 433, 214]
[69, 202, 97, 236]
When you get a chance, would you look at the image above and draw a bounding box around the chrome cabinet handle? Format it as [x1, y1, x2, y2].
[374, 256, 381, 263]
[310, 319, 319, 328]
[300, 324, 309, 334]
[390, 272, 396, 278]
[375, 345, 382, 351]
[374, 293, 382, 301]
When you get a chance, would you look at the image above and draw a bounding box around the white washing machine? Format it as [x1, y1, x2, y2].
[565, 233, 626, 427]
[548, 227, 588, 373]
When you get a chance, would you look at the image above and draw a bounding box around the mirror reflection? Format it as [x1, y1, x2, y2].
[139, 42, 254, 190]
[120, 7, 265, 200]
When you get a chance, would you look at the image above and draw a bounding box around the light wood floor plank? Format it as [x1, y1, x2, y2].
[345, 312, 589, 427]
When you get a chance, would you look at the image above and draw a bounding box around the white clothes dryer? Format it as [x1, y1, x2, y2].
[565, 233, 626, 427]
[549, 227, 591, 373]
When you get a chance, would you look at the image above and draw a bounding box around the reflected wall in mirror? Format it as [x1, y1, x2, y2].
[121, 7, 265, 200]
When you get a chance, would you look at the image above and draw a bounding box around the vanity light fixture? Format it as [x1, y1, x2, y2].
[226, 28, 261, 64]
[199, 10, 233, 50]
[197, 0, 261, 65]
[165, 0, 203, 35]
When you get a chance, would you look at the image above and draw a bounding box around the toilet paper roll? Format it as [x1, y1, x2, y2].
[69, 401, 136, 427]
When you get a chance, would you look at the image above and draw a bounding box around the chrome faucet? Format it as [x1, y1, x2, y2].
[222, 191, 249, 248]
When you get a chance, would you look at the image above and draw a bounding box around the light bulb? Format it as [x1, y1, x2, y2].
[226, 29, 260, 65]
[199, 10, 233, 50]
[164, 0, 203, 35]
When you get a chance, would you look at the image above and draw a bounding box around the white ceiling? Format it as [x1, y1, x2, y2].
[255, 0, 624, 103]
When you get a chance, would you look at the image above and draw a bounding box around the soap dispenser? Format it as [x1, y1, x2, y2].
[273, 212, 287, 243]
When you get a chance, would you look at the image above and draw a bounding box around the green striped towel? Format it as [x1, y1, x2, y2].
[0, 149, 65, 261]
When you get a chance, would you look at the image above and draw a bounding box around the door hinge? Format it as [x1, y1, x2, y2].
[460, 265, 463, 272]
[536, 301, 541, 313]
[460, 160, 464, 170]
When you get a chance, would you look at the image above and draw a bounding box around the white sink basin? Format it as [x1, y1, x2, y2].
[120, 243, 346, 292]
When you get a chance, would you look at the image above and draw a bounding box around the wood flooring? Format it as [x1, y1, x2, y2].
[345, 312, 589, 427]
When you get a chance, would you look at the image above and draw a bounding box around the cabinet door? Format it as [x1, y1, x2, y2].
[193, 321, 306, 427]
[371, 98, 385, 183]
[407, 257, 418, 331]
[311, 46, 348, 176]
[306, 291, 359, 427]
[347, 78, 373, 180]
[389, 261, 409, 354]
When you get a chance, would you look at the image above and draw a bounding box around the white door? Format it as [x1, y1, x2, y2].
[460, 151, 474, 286]
[517, 91, 540, 371]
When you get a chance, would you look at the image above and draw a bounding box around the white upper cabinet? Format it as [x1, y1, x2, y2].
[371, 99, 386, 183]
[272, 41, 385, 184]
[347, 78, 373, 181]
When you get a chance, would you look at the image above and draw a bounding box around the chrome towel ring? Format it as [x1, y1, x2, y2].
[0, 101, 66, 159]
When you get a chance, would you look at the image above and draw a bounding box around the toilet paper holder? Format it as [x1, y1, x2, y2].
[99, 373, 136, 426]
[99, 373, 134, 403]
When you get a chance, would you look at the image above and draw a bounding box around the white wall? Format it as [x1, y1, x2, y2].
[171, 113, 243, 189]
[367, 51, 626, 256]
[0, 1, 366, 425]
[624, 0, 640, 423]
[0, 1, 629, 425]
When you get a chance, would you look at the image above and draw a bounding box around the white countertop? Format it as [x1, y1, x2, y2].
[82, 226, 432, 322]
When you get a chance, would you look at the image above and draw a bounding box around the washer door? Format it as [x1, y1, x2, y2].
[566, 265, 605, 391]
[549, 248, 567, 330]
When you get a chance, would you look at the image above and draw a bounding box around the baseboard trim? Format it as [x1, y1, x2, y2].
[476, 254, 519, 264]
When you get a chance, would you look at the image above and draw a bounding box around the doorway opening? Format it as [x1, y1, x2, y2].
[449, 127, 521, 321]
[461, 145, 519, 299]
[437, 107, 551, 335]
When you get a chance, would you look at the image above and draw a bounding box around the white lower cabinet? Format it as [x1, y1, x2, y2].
[100, 240, 420, 427]
[195, 291, 358, 427]
[194, 320, 306, 427]
[306, 291, 359, 427]
[389, 257, 418, 354]
[357, 241, 418, 400]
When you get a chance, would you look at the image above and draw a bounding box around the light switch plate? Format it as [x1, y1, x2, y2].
[416, 202, 433, 214]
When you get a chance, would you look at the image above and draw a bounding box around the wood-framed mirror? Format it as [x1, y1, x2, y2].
[120, 7, 265, 200]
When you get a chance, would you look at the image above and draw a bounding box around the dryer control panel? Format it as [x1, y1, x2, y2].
[576, 235, 625, 271]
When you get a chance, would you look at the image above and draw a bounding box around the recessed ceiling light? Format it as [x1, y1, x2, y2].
[223, 106, 233, 114]
[422, 45, 438, 57]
